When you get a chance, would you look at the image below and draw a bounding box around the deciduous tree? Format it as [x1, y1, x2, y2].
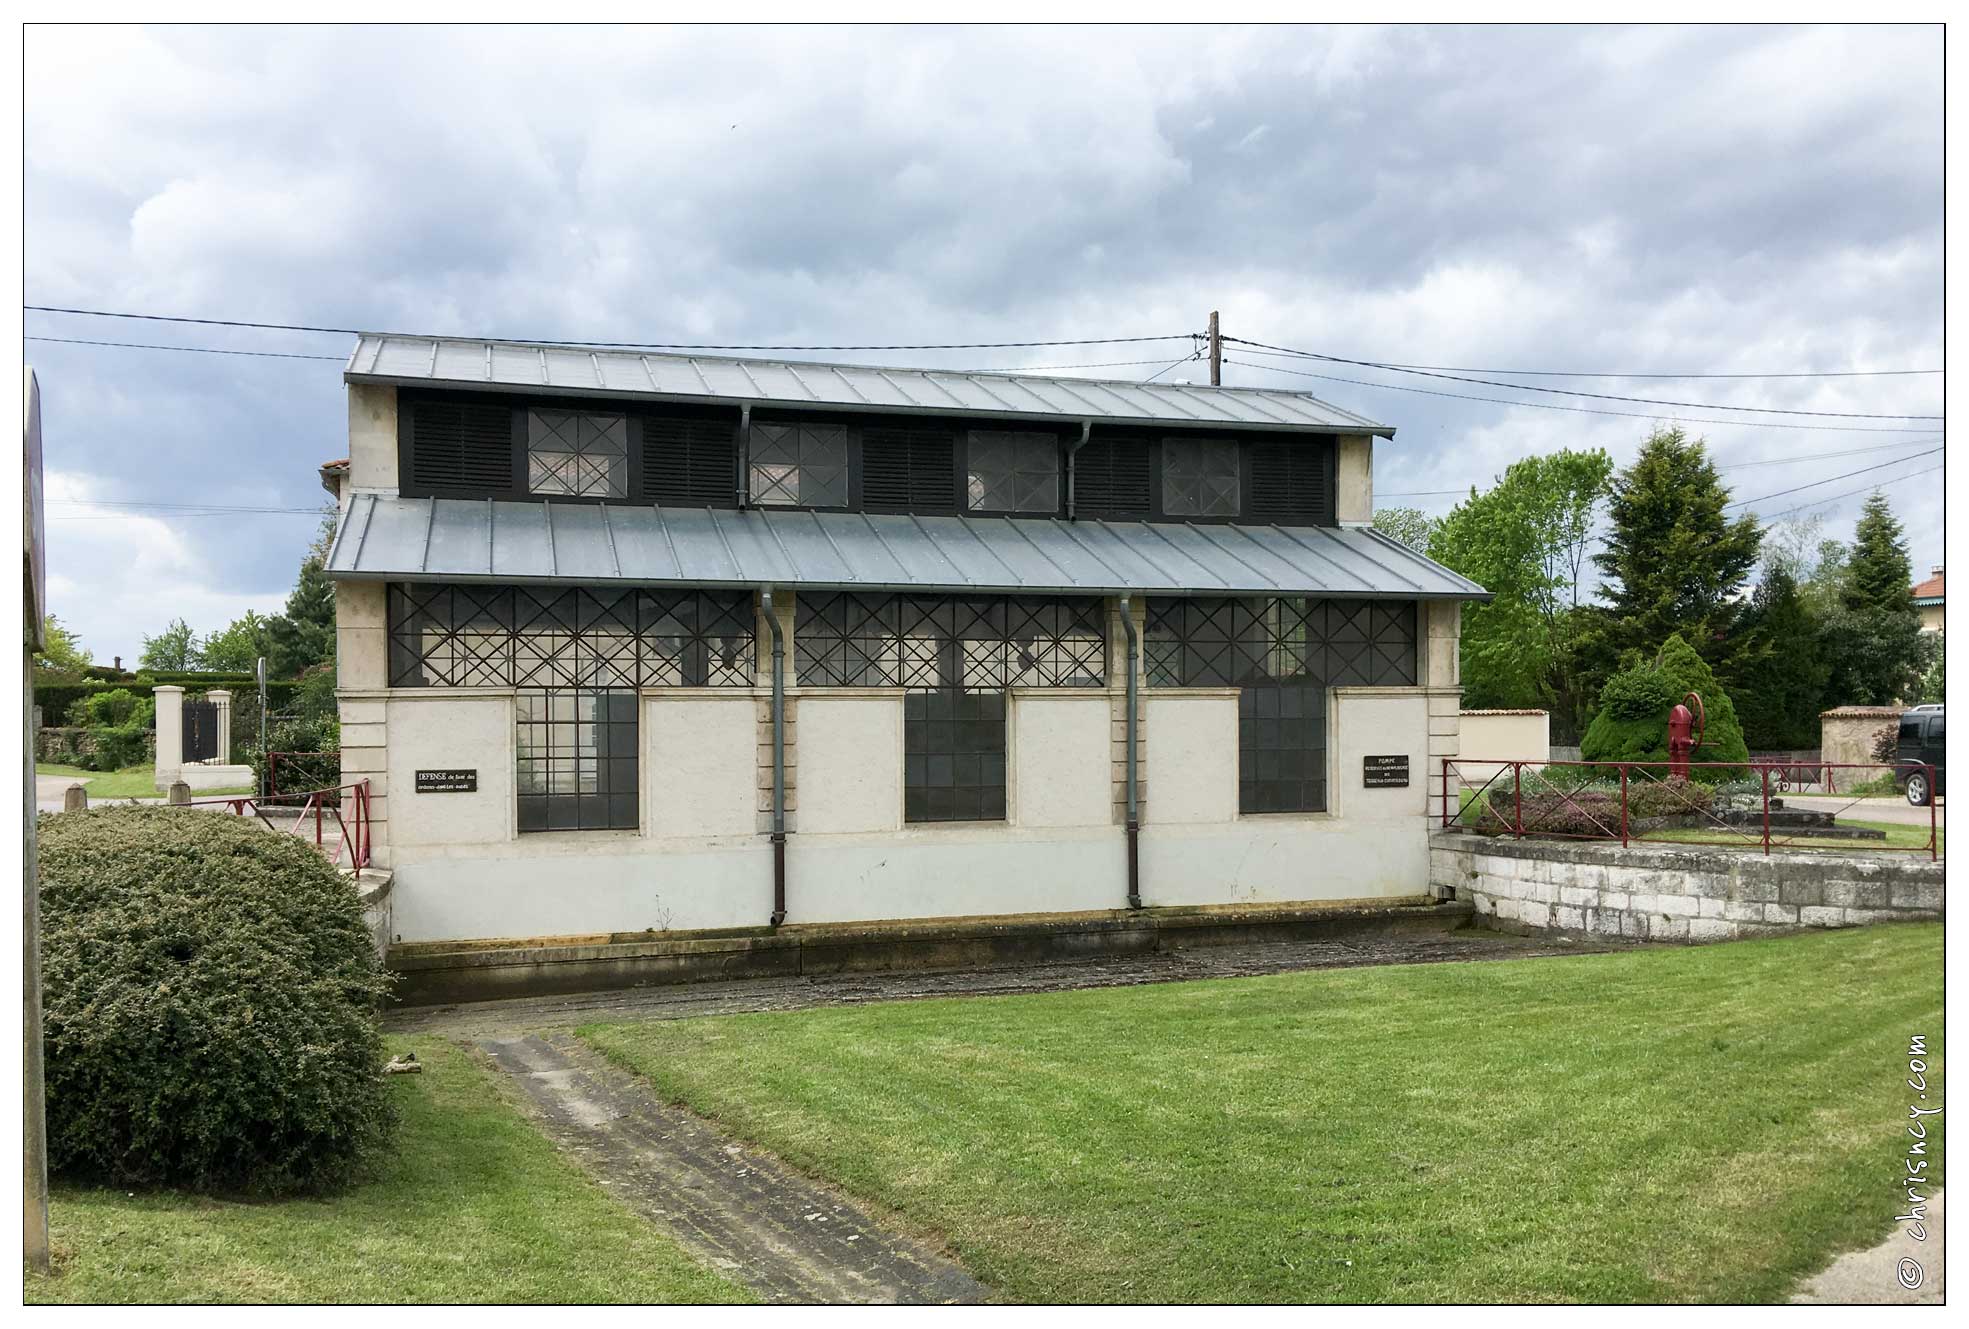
[1426, 448, 1612, 733]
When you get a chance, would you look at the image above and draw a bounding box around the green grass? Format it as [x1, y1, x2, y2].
[1648, 819, 1942, 855]
[27, 1040, 753, 1305]
[36, 763, 254, 800]
[582, 926, 1943, 1304]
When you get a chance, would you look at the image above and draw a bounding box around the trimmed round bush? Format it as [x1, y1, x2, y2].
[38, 807, 396, 1194]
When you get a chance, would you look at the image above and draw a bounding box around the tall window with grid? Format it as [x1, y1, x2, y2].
[796, 592, 1106, 823]
[1145, 597, 1417, 814]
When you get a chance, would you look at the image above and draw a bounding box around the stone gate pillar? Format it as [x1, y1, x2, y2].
[208, 689, 233, 765]
[153, 685, 184, 791]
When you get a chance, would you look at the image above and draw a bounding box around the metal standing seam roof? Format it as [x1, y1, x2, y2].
[344, 334, 1395, 437]
[325, 493, 1489, 601]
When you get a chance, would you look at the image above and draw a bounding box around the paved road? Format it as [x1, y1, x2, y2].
[1783, 795, 1945, 828]
[1792, 1190, 1943, 1305]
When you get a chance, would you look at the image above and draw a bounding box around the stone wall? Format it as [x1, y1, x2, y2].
[1431, 831, 1942, 941]
[1820, 706, 1903, 792]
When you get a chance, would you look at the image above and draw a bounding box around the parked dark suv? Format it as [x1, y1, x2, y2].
[1894, 704, 1944, 806]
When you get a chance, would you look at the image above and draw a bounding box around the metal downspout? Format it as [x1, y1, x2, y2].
[761, 587, 788, 927]
[1066, 420, 1092, 520]
[1119, 592, 1142, 910]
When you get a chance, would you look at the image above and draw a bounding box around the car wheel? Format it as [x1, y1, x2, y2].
[1906, 772, 1931, 806]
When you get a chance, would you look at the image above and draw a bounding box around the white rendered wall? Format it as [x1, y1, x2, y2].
[1011, 691, 1111, 828]
[1335, 435, 1374, 524]
[1144, 692, 1239, 824]
[385, 694, 515, 847]
[796, 692, 903, 833]
[646, 693, 757, 837]
[1457, 712, 1551, 771]
[347, 384, 398, 493]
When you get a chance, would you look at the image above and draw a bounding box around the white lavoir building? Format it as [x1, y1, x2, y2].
[320, 335, 1485, 949]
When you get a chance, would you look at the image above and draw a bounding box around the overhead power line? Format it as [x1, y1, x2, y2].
[1228, 345, 1941, 380]
[1224, 337, 1942, 421]
[1762, 465, 1944, 520]
[1723, 448, 1946, 510]
[25, 305, 1201, 353]
[1377, 437, 1947, 497]
[1220, 358, 1940, 434]
[27, 336, 345, 361]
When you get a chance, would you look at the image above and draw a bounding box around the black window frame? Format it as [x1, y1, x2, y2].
[399, 388, 1338, 528]
[515, 686, 641, 833]
[524, 407, 632, 500]
[796, 591, 1105, 824]
[965, 428, 1067, 516]
[1145, 596, 1417, 814]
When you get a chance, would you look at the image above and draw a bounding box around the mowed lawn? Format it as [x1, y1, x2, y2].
[28, 1041, 752, 1305]
[583, 925, 1943, 1304]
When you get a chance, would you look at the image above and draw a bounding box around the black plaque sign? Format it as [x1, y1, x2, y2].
[415, 769, 478, 793]
[1362, 755, 1410, 788]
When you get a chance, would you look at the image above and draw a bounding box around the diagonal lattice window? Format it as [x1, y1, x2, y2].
[388, 584, 754, 689]
[749, 420, 848, 508]
[796, 592, 1105, 690]
[966, 430, 1061, 514]
[527, 410, 628, 498]
[797, 591, 1105, 824]
[1146, 596, 1416, 813]
[1161, 436, 1241, 518]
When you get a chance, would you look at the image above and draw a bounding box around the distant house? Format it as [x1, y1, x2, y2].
[1913, 564, 1944, 634]
[319, 335, 1488, 947]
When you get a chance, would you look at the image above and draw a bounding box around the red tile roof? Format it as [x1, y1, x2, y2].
[1913, 569, 1944, 600]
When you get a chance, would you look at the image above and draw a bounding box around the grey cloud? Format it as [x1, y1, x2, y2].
[24, 22, 1943, 662]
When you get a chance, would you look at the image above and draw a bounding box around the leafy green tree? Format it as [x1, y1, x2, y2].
[138, 618, 203, 672]
[1732, 564, 1829, 749]
[1921, 636, 1944, 704]
[260, 511, 339, 680]
[1819, 492, 1932, 706]
[34, 615, 92, 677]
[1581, 427, 1762, 678]
[1426, 448, 1612, 732]
[1372, 506, 1438, 553]
[201, 610, 274, 674]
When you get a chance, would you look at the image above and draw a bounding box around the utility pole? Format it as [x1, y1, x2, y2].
[1207, 310, 1221, 387]
[23, 368, 50, 1275]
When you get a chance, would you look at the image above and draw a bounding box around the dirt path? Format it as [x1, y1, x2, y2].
[1791, 1190, 1943, 1304]
[479, 1033, 987, 1305]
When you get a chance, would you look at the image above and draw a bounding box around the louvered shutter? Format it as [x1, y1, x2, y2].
[1245, 439, 1333, 525]
[861, 426, 956, 513]
[408, 399, 515, 495]
[641, 414, 738, 506]
[1071, 438, 1151, 518]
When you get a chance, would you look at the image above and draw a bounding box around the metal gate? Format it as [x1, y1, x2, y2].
[182, 699, 218, 763]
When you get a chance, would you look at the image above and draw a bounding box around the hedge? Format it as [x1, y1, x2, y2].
[35, 679, 311, 727]
[37, 807, 397, 1194]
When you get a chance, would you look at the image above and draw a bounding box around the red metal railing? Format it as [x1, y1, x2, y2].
[184, 779, 372, 870]
[1441, 759, 1939, 860]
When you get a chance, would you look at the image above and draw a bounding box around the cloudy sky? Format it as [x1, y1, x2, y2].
[24, 23, 1943, 665]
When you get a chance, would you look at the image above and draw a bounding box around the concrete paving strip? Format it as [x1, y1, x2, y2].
[478, 1032, 989, 1305]
[1791, 1190, 1943, 1304]
[391, 929, 1595, 1038]
[1780, 795, 1945, 829]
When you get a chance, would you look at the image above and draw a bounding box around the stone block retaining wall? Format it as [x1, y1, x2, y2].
[1431, 832, 1943, 941]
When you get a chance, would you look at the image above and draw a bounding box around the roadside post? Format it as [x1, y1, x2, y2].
[24, 367, 51, 1273]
